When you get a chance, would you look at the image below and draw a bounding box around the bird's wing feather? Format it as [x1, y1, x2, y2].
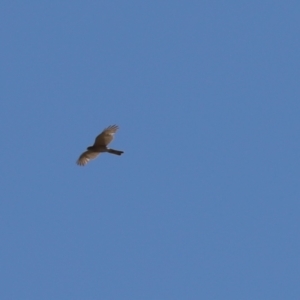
[94, 124, 119, 146]
[76, 150, 100, 166]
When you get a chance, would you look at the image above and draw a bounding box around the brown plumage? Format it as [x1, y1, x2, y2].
[77, 125, 124, 166]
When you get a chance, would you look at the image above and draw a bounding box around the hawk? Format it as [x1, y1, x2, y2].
[76, 124, 124, 166]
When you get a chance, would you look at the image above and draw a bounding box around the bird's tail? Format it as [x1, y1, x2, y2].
[107, 148, 124, 155]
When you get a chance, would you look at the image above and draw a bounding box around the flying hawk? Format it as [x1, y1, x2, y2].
[77, 125, 124, 166]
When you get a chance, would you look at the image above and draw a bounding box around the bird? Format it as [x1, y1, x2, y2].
[76, 124, 124, 166]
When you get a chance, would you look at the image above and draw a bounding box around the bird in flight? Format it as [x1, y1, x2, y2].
[76, 124, 124, 166]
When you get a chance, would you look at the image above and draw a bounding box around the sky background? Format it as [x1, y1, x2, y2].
[1, 1, 299, 299]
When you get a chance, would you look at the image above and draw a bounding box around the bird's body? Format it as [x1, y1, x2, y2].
[76, 125, 124, 166]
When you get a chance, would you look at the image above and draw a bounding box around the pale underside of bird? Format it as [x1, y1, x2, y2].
[76, 124, 124, 166]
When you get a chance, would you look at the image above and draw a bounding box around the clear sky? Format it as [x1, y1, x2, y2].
[1, 1, 299, 299]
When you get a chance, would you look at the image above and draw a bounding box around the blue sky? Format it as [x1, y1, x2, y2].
[1, 1, 299, 299]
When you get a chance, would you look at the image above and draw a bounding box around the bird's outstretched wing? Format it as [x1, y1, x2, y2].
[94, 125, 119, 146]
[76, 151, 100, 166]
